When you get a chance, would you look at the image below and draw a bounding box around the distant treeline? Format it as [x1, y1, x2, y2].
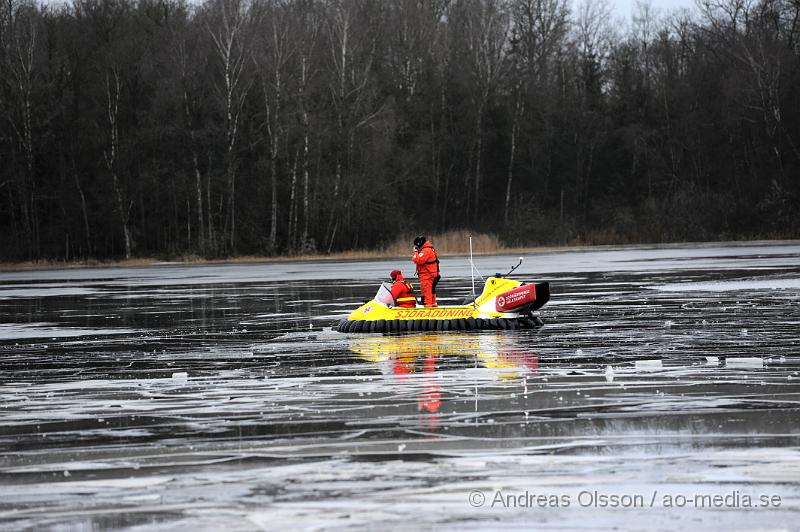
[1, 0, 799, 260]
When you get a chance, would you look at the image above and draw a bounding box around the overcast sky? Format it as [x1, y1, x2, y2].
[612, 0, 698, 18]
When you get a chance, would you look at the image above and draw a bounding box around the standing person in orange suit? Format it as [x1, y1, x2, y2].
[389, 270, 417, 308]
[411, 235, 440, 307]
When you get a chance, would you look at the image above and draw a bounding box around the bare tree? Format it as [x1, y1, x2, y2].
[570, 0, 614, 217]
[632, 0, 659, 96]
[254, 0, 294, 253]
[104, 67, 133, 258]
[385, 0, 447, 101]
[505, 0, 569, 225]
[4, 0, 40, 257]
[324, 0, 381, 252]
[431, 1, 453, 228]
[699, 0, 800, 170]
[510, 0, 569, 79]
[207, 0, 251, 253]
[504, 76, 523, 227]
[574, 0, 614, 66]
[293, 0, 320, 252]
[174, 13, 209, 255]
[456, 0, 511, 219]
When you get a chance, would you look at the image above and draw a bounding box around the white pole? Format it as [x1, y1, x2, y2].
[470, 235, 475, 305]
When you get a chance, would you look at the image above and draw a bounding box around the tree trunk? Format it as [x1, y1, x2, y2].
[10, 9, 38, 258]
[265, 73, 280, 252]
[104, 69, 132, 259]
[207, 0, 250, 254]
[326, 159, 342, 253]
[227, 164, 235, 252]
[185, 104, 205, 254]
[301, 122, 310, 248]
[327, 12, 347, 254]
[269, 154, 278, 252]
[504, 91, 523, 227]
[287, 147, 298, 250]
[72, 164, 92, 257]
[431, 115, 439, 209]
[193, 156, 204, 253]
[473, 103, 484, 221]
[207, 152, 215, 253]
[298, 53, 312, 249]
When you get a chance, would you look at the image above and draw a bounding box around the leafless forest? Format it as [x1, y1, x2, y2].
[1, 0, 798, 260]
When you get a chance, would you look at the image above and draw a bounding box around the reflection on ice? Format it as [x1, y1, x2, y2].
[349, 333, 540, 378]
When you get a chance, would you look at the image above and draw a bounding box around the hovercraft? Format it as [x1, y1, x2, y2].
[335, 267, 549, 334]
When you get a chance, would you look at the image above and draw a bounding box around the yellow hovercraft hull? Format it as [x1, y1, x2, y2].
[335, 277, 549, 333]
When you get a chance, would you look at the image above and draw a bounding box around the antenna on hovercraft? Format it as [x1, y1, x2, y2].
[469, 235, 476, 306]
[503, 257, 524, 277]
[468, 235, 487, 307]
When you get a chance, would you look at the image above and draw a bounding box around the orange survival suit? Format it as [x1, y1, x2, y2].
[390, 270, 417, 308]
[411, 237, 440, 307]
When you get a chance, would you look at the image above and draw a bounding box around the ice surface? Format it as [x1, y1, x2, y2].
[1, 240, 798, 285]
[0, 323, 138, 339]
[0, 287, 99, 299]
[1, 241, 799, 529]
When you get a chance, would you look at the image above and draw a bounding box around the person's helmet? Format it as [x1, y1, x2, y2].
[413, 235, 426, 248]
[390, 270, 401, 281]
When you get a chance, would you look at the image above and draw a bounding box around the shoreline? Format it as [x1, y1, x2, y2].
[2, 238, 798, 273]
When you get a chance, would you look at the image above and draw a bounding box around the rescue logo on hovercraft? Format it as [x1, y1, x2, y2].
[495, 285, 536, 311]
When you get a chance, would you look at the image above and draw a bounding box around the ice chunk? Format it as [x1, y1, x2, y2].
[726, 357, 763, 369]
[635, 359, 662, 371]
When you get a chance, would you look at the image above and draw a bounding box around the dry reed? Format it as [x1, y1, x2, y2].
[1, 231, 518, 271]
[382, 230, 504, 255]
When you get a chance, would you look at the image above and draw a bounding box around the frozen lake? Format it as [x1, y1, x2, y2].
[1, 242, 799, 530]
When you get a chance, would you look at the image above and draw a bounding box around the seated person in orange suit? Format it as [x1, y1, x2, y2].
[389, 270, 417, 308]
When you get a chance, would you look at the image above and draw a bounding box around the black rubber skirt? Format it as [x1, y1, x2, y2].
[335, 316, 544, 333]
